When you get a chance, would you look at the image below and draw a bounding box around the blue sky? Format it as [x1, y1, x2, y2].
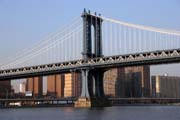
[0, 0, 180, 92]
[0, 0, 180, 74]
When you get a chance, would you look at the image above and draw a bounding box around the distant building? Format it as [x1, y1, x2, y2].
[26, 77, 43, 97]
[47, 74, 65, 98]
[64, 73, 81, 97]
[72, 73, 82, 97]
[64, 74, 72, 97]
[151, 75, 180, 98]
[19, 82, 26, 93]
[0, 80, 11, 98]
[104, 68, 125, 97]
[125, 66, 150, 97]
[104, 66, 150, 98]
[10, 86, 15, 97]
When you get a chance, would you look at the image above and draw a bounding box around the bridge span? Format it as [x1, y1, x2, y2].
[0, 49, 180, 80]
[0, 9, 180, 107]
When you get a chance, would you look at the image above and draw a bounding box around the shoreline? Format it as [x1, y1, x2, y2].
[1, 103, 180, 109]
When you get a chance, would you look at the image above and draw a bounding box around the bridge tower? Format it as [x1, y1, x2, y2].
[81, 9, 103, 59]
[75, 9, 110, 108]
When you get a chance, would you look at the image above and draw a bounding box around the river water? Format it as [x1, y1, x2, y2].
[0, 106, 180, 120]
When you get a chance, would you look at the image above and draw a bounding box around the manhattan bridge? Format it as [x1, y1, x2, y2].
[0, 9, 180, 107]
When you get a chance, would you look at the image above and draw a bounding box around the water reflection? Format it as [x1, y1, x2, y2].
[0, 106, 180, 120]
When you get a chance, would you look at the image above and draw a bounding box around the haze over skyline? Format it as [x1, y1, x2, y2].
[0, 0, 180, 92]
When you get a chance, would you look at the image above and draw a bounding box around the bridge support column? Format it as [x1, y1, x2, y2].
[89, 69, 111, 107]
[75, 69, 91, 108]
[75, 69, 111, 108]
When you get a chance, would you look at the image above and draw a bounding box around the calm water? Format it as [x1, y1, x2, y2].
[0, 106, 180, 120]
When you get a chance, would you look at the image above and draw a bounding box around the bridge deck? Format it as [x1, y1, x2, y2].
[0, 49, 180, 80]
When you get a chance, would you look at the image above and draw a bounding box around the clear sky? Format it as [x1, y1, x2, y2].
[0, 0, 180, 57]
[0, 0, 180, 92]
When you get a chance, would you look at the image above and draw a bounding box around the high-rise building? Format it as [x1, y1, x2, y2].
[104, 66, 150, 98]
[26, 77, 43, 97]
[151, 75, 180, 98]
[72, 73, 81, 97]
[124, 71, 142, 97]
[47, 74, 65, 98]
[47, 75, 56, 96]
[64, 74, 72, 97]
[125, 66, 150, 97]
[0, 80, 11, 98]
[19, 82, 26, 93]
[34, 77, 43, 96]
[104, 68, 122, 97]
[56, 75, 65, 98]
[64, 73, 81, 97]
[26, 78, 33, 92]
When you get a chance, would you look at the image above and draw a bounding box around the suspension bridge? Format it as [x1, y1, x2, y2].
[0, 9, 180, 107]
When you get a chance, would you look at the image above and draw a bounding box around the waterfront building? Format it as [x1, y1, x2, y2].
[104, 66, 150, 97]
[104, 68, 125, 97]
[151, 75, 180, 98]
[64, 73, 81, 97]
[0, 80, 11, 98]
[125, 66, 150, 97]
[47, 74, 65, 98]
[19, 82, 26, 93]
[26, 77, 43, 97]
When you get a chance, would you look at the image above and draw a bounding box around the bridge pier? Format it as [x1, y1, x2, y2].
[89, 69, 111, 107]
[75, 69, 111, 108]
[75, 69, 91, 108]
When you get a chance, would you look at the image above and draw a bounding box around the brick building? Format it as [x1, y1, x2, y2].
[47, 74, 65, 98]
[26, 77, 43, 97]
